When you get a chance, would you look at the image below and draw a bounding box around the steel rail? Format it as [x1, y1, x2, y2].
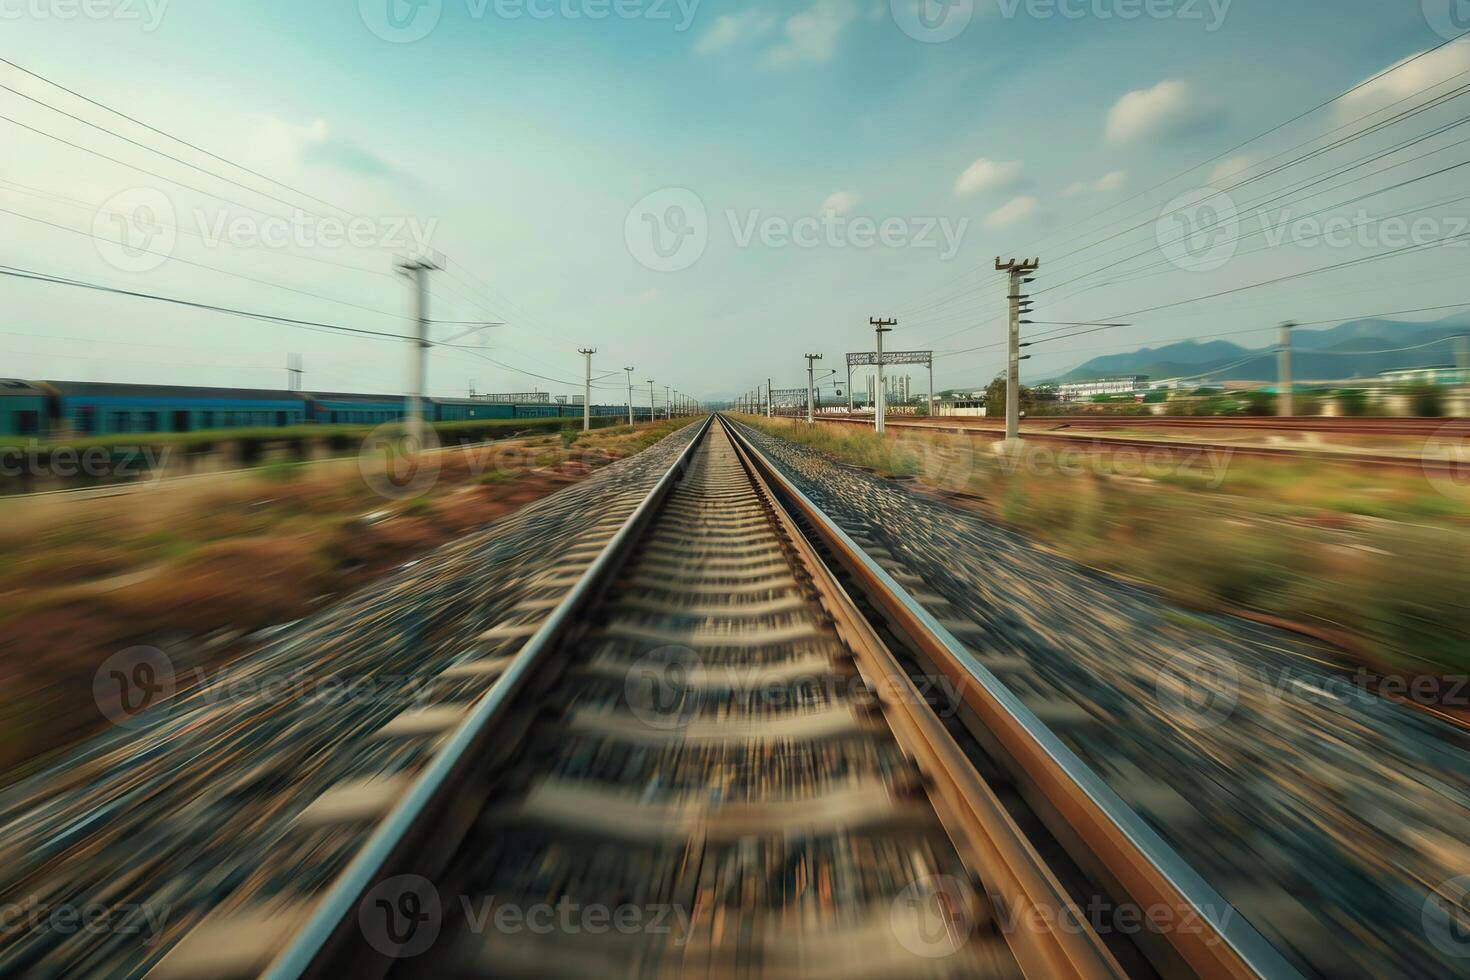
[261, 414, 714, 979]
[722, 415, 1305, 980]
[723, 415, 1127, 980]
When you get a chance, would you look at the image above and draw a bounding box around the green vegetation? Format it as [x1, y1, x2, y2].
[738, 415, 919, 478]
[982, 377, 1032, 419]
[0, 414, 628, 453]
[1410, 384, 1445, 417]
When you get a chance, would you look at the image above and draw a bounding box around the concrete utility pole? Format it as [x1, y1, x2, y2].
[664, 385, 670, 420]
[1278, 321, 1295, 417]
[397, 256, 440, 438]
[624, 367, 635, 425]
[648, 380, 656, 424]
[804, 354, 823, 423]
[846, 361, 854, 414]
[870, 318, 896, 433]
[767, 379, 773, 418]
[579, 348, 596, 431]
[995, 257, 1040, 442]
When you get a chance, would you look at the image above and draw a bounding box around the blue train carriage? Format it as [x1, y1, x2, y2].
[427, 397, 516, 423]
[306, 391, 410, 426]
[0, 379, 60, 438]
[44, 382, 309, 437]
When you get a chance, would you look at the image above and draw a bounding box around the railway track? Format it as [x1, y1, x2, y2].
[142, 415, 1296, 979]
[814, 414, 1468, 474]
[823, 415, 1469, 437]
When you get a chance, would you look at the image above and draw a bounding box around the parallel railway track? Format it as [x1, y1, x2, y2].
[814, 414, 1467, 474]
[148, 416, 1298, 979]
[825, 415, 1469, 437]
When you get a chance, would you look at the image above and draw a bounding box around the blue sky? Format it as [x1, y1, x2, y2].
[1, 0, 1464, 401]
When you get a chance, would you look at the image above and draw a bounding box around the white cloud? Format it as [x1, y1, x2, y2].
[953, 157, 1023, 197]
[1209, 155, 1252, 186]
[1339, 42, 1470, 114]
[695, 10, 776, 54]
[768, 0, 858, 65]
[1062, 171, 1125, 196]
[1066, 171, 1126, 195]
[820, 190, 859, 215]
[1105, 79, 1192, 143]
[985, 196, 1037, 229]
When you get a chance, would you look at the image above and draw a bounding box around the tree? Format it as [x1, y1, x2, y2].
[1410, 384, 1445, 417]
[983, 377, 1033, 418]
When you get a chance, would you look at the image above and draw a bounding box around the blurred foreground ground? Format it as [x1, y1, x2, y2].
[730, 416, 1470, 979]
[0, 419, 692, 782]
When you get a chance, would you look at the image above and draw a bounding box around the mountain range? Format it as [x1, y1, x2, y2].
[1048, 315, 1470, 384]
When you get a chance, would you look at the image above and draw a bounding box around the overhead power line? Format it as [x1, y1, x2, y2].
[0, 57, 358, 220]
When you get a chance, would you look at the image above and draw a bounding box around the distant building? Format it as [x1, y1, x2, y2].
[1057, 376, 1150, 401]
[939, 399, 986, 417]
[478, 392, 552, 404]
[569, 394, 586, 405]
[1377, 364, 1467, 385]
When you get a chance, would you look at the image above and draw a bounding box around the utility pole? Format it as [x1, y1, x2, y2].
[804, 354, 823, 423]
[928, 358, 935, 418]
[287, 353, 304, 392]
[664, 385, 670, 420]
[579, 348, 596, 432]
[648, 380, 656, 424]
[846, 361, 854, 414]
[767, 379, 773, 418]
[397, 256, 440, 438]
[624, 367, 635, 425]
[870, 318, 896, 434]
[995, 257, 1040, 442]
[1278, 321, 1295, 417]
